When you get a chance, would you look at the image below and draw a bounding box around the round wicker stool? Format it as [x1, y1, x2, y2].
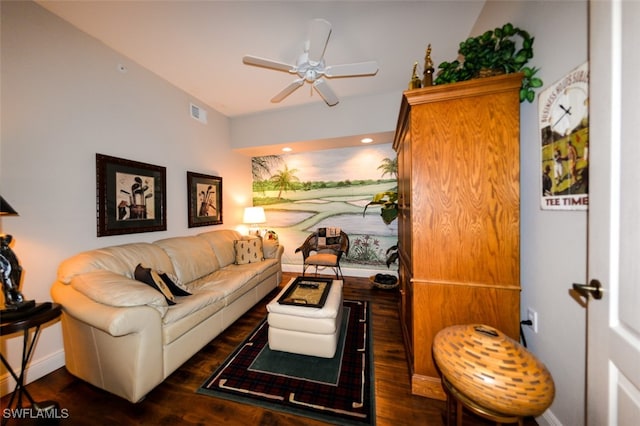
[433, 324, 555, 426]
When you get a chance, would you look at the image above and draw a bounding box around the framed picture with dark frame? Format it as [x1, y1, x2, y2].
[187, 171, 222, 228]
[96, 153, 167, 237]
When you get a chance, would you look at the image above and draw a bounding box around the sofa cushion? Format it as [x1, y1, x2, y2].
[154, 236, 220, 284]
[233, 237, 264, 264]
[197, 229, 242, 267]
[57, 242, 175, 284]
[162, 295, 226, 345]
[254, 258, 281, 283]
[70, 270, 168, 317]
[58, 250, 130, 284]
[226, 257, 278, 277]
[187, 267, 258, 305]
[162, 289, 225, 323]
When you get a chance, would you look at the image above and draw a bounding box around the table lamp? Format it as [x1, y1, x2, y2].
[243, 206, 266, 236]
[1, 196, 35, 313]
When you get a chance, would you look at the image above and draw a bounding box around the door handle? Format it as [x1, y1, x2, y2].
[572, 279, 603, 300]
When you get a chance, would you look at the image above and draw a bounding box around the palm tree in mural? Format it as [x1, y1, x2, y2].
[270, 164, 300, 199]
[252, 155, 282, 180]
[377, 157, 398, 179]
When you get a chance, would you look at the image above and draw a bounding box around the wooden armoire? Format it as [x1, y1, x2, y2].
[393, 73, 523, 400]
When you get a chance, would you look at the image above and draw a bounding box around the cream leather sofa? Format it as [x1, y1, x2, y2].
[50, 229, 283, 403]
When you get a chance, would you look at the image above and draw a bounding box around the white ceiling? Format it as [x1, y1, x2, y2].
[36, 1, 486, 120]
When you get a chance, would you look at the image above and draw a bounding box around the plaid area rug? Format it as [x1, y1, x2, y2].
[197, 300, 374, 425]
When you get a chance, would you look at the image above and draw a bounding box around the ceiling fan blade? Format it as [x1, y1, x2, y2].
[307, 19, 331, 64]
[271, 78, 305, 103]
[324, 61, 379, 78]
[313, 78, 339, 106]
[243, 55, 295, 73]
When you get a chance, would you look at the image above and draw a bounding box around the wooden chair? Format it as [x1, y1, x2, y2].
[295, 229, 349, 280]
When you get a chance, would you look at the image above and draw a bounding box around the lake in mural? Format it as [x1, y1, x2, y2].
[252, 144, 398, 274]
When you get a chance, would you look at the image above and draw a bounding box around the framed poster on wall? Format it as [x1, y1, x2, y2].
[538, 61, 589, 210]
[96, 154, 167, 236]
[187, 171, 222, 227]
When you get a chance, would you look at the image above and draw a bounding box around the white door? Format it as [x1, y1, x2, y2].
[586, 0, 640, 424]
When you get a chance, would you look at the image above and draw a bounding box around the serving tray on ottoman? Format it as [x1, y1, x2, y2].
[277, 276, 333, 308]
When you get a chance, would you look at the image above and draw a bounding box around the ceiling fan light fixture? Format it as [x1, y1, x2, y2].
[243, 18, 378, 107]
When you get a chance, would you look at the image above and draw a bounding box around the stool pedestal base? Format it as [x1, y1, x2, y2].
[442, 377, 524, 426]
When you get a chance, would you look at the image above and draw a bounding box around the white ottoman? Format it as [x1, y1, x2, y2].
[266, 278, 343, 358]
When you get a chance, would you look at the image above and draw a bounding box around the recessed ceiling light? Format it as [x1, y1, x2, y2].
[361, 138, 373, 144]
[282, 147, 292, 152]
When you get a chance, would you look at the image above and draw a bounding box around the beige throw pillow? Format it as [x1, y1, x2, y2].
[234, 237, 264, 265]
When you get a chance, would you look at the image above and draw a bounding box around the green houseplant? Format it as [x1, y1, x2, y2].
[363, 191, 399, 288]
[434, 23, 543, 103]
[362, 191, 398, 225]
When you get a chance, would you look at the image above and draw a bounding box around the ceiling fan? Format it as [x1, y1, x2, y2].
[242, 18, 379, 107]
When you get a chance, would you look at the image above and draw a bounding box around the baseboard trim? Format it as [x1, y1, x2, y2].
[282, 263, 397, 279]
[536, 408, 563, 426]
[0, 349, 65, 397]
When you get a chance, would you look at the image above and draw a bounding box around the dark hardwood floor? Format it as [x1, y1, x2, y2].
[2, 273, 537, 425]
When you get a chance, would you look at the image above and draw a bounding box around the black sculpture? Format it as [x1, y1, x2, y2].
[1, 234, 34, 312]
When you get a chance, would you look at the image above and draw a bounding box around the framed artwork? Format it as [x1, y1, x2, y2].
[538, 61, 589, 210]
[96, 153, 167, 236]
[187, 171, 222, 227]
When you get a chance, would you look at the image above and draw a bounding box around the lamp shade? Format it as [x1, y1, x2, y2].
[0, 196, 18, 216]
[243, 207, 266, 224]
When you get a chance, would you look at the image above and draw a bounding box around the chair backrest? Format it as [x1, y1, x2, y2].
[339, 231, 350, 255]
[316, 227, 349, 255]
[296, 228, 349, 260]
[316, 227, 341, 249]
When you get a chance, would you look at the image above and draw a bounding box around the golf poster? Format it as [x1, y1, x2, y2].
[538, 62, 589, 211]
[116, 172, 156, 220]
[196, 183, 217, 217]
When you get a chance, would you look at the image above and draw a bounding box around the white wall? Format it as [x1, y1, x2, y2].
[473, 2, 588, 426]
[231, 91, 401, 150]
[0, 1, 252, 393]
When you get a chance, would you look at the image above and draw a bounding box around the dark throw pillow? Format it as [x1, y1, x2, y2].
[134, 264, 179, 305]
[158, 272, 191, 297]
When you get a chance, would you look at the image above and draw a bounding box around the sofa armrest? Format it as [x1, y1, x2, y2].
[69, 270, 169, 317]
[264, 241, 284, 261]
[275, 244, 285, 260]
[51, 280, 162, 336]
[51, 281, 164, 403]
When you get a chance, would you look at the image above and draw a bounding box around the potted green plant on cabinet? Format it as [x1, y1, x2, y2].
[434, 23, 543, 103]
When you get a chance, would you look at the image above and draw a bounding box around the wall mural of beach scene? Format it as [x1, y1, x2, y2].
[252, 144, 398, 276]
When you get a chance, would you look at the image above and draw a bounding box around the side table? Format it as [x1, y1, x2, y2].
[1, 302, 62, 424]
